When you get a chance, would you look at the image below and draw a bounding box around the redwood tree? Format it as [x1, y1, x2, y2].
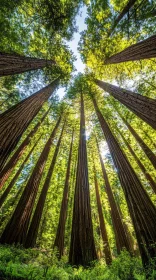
[54, 129, 74, 258]
[0, 107, 51, 188]
[25, 122, 65, 248]
[92, 96, 156, 266]
[105, 35, 156, 63]
[0, 52, 55, 76]
[0, 78, 59, 172]
[95, 79, 156, 130]
[0, 116, 61, 245]
[69, 92, 97, 266]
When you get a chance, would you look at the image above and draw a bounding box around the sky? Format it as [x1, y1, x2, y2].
[56, 6, 87, 99]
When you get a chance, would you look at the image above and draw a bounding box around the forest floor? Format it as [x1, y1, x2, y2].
[0, 245, 155, 280]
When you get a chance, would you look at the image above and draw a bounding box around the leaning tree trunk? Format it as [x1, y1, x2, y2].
[0, 117, 61, 245]
[95, 79, 156, 130]
[93, 164, 112, 265]
[0, 78, 59, 172]
[105, 35, 156, 63]
[0, 52, 55, 76]
[116, 128, 156, 193]
[0, 107, 51, 188]
[54, 129, 74, 258]
[25, 123, 65, 248]
[92, 96, 156, 267]
[108, 0, 137, 36]
[0, 136, 41, 208]
[69, 92, 97, 266]
[96, 139, 133, 254]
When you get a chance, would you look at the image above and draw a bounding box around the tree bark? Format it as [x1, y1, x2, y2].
[93, 164, 112, 265]
[105, 35, 156, 63]
[92, 96, 156, 267]
[0, 116, 61, 245]
[0, 137, 41, 208]
[116, 128, 156, 193]
[25, 123, 65, 248]
[95, 79, 156, 130]
[0, 52, 56, 76]
[0, 107, 51, 188]
[0, 78, 59, 172]
[69, 92, 97, 266]
[96, 139, 133, 254]
[54, 129, 74, 258]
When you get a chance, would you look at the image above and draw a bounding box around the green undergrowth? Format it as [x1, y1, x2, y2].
[0, 245, 155, 280]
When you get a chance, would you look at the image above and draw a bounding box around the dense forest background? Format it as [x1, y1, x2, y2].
[0, 0, 156, 279]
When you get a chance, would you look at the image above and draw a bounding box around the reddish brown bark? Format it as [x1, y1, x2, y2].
[93, 164, 112, 265]
[105, 35, 156, 63]
[96, 140, 133, 254]
[95, 79, 156, 130]
[92, 96, 156, 266]
[0, 78, 59, 172]
[25, 123, 65, 248]
[117, 128, 156, 193]
[0, 107, 51, 188]
[69, 92, 97, 266]
[0, 52, 55, 76]
[54, 129, 74, 258]
[0, 116, 61, 245]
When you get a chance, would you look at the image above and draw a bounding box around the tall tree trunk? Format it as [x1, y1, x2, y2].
[0, 78, 59, 172]
[69, 92, 97, 266]
[0, 116, 61, 245]
[93, 164, 112, 265]
[116, 128, 156, 193]
[0, 136, 41, 208]
[105, 35, 156, 63]
[0, 107, 51, 188]
[25, 122, 65, 248]
[54, 129, 74, 258]
[0, 52, 55, 76]
[92, 96, 156, 267]
[108, 0, 137, 36]
[95, 79, 156, 129]
[96, 139, 133, 254]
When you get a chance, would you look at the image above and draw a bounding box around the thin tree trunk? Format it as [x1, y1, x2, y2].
[0, 116, 61, 245]
[95, 79, 156, 129]
[92, 96, 156, 267]
[0, 107, 51, 188]
[105, 35, 156, 63]
[0, 78, 59, 172]
[93, 164, 112, 265]
[96, 139, 133, 254]
[0, 136, 41, 208]
[54, 129, 74, 258]
[69, 92, 97, 266]
[116, 128, 156, 193]
[25, 123, 65, 248]
[0, 52, 56, 76]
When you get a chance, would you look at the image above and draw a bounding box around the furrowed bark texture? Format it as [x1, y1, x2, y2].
[105, 35, 156, 63]
[0, 107, 51, 188]
[93, 164, 112, 265]
[92, 97, 156, 266]
[0, 137, 41, 208]
[0, 117, 61, 245]
[117, 128, 156, 193]
[0, 79, 59, 172]
[25, 123, 65, 248]
[108, 0, 137, 36]
[96, 140, 133, 254]
[0, 52, 55, 76]
[96, 79, 156, 129]
[69, 92, 97, 266]
[54, 129, 74, 258]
